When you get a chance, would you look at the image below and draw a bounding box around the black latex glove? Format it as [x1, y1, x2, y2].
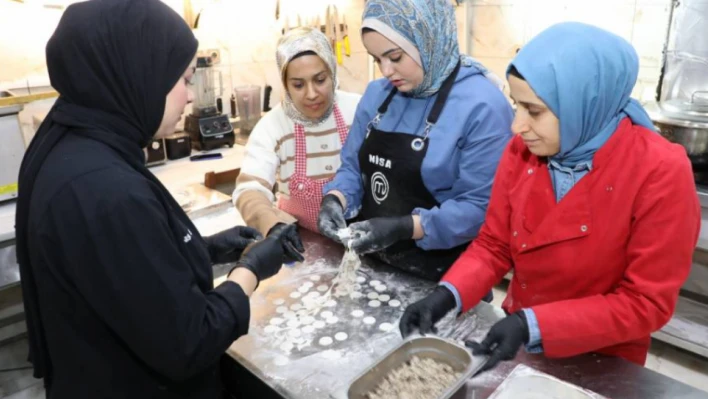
[205, 226, 263, 264]
[317, 194, 346, 242]
[348, 215, 413, 254]
[399, 286, 457, 338]
[465, 312, 529, 374]
[232, 224, 295, 283]
[268, 223, 305, 263]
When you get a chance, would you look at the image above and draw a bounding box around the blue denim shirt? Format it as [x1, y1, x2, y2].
[548, 159, 593, 202]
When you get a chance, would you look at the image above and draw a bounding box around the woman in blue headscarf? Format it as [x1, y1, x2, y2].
[400, 22, 700, 372]
[317, 0, 513, 281]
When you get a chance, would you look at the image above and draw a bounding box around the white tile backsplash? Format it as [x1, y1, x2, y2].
[467, 0, 671, 100]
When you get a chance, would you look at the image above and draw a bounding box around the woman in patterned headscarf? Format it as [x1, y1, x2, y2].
[318, 0, 513, 282]
[234, 27, 361, 258]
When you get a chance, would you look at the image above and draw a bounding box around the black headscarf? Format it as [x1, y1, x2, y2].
[15, 0, 198, 380]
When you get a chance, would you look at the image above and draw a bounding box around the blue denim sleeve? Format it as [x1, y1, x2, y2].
[522, 308, 544, 354]
[439, 282, 462, 313]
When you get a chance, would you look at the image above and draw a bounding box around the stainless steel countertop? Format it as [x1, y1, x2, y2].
[0, 240, 19, 289]
[220, 230, 708, 399]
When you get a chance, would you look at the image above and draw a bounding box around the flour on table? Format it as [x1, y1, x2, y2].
[379, 323, 394, 332]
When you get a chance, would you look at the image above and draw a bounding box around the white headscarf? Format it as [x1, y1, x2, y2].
[276, 27, 338, 127]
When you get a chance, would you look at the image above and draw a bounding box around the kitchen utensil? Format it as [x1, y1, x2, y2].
[343, 16, 351, 56]
[164, 133, 191, 160]
[332, 5, 343, 65]
[346, 336, 487, 399]
[234, 85, 261, 135]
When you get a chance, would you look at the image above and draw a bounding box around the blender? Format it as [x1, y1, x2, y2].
[185, 56, 235, 151]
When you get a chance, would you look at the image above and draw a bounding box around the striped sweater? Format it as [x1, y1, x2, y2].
[233, 90, 361, 235]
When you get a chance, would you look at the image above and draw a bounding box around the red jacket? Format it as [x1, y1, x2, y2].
[442, 119, 700, 365]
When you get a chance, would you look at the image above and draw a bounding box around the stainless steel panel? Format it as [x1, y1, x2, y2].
[347, 336, 485, 399]
[488, 364, 604, 399]
[653, 296, 708, 359]
[0, 242, 19, 289]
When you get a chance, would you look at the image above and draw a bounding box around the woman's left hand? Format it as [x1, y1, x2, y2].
[205, 226, 263, 264]
[348, 216, 414, 254]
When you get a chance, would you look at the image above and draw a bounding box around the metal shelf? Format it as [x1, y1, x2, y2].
[653, 296, 708, 359]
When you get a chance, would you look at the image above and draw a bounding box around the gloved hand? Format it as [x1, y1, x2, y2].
[205, 226, 263, 264]
[399, 286, 457, 337]
[231, 224, 296, 283]
[318, 194, 346, 242]
[268, 223, 305, 263]
[464, 312, 529, 373]
[348, 216, 413, 254]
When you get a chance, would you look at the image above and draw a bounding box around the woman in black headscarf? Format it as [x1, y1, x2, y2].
[15, 1, 292, 397]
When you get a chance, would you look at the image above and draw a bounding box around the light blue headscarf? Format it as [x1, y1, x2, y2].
[508, 22, 656, 167]
[362, 0, 495, 98]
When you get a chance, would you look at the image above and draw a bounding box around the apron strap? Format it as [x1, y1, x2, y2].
[369, 61, 462, 137]
[426, 61, 461, 125]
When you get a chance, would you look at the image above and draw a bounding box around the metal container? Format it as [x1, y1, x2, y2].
[647, 102, 708, 177]
[488, 364, 603, 399]
[347, 336, 485, 399]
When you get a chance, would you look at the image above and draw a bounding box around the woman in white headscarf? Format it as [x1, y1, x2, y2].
[233, 27, 361, 261]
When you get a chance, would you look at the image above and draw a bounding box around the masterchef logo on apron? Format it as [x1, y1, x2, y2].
[371, 171, 389, 204]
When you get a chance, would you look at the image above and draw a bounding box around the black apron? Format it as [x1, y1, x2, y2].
[358, 62, 468, 281]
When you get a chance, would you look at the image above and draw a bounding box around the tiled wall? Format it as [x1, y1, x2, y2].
[1, 0, 673, 140]
[464, 0, 673, 103]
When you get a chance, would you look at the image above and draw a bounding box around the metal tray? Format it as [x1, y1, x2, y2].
[346, 336, 485, 399]
[488, 364, 606, 399]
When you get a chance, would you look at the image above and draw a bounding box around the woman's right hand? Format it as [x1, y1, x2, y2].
[232, 224, 296, 283]
[399, 286, 457, 337]
[317, 193, 346, 242]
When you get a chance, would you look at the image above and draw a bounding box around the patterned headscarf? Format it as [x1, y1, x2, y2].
[276, 27, 338, 127]
[362, 0, 500, 98]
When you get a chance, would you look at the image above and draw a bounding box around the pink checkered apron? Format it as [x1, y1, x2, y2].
[277, 104, 348, 232]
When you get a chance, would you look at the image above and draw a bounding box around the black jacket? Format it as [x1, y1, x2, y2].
[27, 133, 250, 398]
